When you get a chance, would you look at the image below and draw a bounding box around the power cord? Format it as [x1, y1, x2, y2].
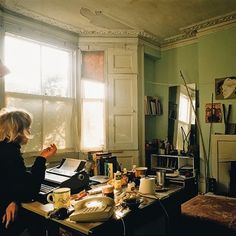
[116, 207, 126, 236]
[120, 216, 126, 236]
[157, 199, 170, 236]
[121, 200, 169, 236]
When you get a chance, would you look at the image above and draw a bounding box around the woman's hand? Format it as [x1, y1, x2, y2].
[40, 143, 57, 159]
[2, 202, 18, 229]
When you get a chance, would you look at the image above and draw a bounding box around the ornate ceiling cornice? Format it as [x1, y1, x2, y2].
[181, 11, 236, 33]
[162, 11, 236, 47]
[0, 1, 80, 33]
[0, 1, 161, 46]
[78, 29, 161, 46]
[1, 1, 236, 48]
[137, 30, 161, 46]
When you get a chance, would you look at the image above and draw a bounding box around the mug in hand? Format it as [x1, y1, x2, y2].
[47, 187, 71, 209]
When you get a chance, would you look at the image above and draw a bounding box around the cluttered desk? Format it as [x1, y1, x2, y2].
[22, 158, 184, 236]
[23, 184, 182, 236]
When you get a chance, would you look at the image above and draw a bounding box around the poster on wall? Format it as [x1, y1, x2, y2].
[205, 103, 222, 123]
[215, 76, 236, 100]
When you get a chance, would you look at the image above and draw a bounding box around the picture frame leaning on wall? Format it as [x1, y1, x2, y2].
[205, 103, 222, 123]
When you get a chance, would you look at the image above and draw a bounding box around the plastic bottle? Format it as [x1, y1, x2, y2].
[114, 171, 122, 190]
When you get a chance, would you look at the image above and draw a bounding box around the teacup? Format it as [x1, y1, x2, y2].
[47, 187, 71, 209]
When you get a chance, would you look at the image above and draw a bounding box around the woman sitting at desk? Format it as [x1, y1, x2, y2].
[0, 108, 57, 236]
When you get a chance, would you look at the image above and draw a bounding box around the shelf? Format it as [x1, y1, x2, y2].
[145, 114, 160, 117]
[156, 154, 193, 159]
[151, 154, 195, 177]
[144, 96, 162, 115]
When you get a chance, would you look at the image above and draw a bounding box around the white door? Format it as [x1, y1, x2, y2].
[108, 74, 138, 150]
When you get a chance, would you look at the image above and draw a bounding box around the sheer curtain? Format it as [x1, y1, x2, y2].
[4, 33, 79, 153]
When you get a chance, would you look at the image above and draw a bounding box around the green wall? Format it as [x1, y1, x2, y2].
[198, 27, 236, 135]
[153, 43, 199, 140]
[151, 25, 236, 190]
[198, 26, 236, 180]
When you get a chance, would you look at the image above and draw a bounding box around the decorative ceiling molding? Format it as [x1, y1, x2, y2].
[78, 29, 161, 47]
[0, 2, 160, 46]
[161, 32, 197, 48]
[0, 4, 160, 47]
[162, 11, 236, 47]
[0, 1, 81, 34]
[181, 11, 236, 33]
[138, 30, 161, 47]
[1, 2, 236, 48]
[79, 7, 132, 30]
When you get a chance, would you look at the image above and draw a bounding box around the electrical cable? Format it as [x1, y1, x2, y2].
[119, 200, 169, 236]
[157, 198, 170, 236]
[120, 216, 126, 236]
[116, 207, 126, 236]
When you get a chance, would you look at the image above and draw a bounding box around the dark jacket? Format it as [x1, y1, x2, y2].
[0, 140, 46, 220]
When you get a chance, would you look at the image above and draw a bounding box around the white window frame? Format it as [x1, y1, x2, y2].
[0, 13, 79, 155]
[176, 91, 194, 151]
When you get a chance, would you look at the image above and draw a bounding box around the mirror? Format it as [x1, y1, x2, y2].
[168, 84, 197, 156]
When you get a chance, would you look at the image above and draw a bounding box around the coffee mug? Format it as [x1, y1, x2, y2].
[102, 184, 114, 199]
[139, 177, 156, 195]
[47, 187, 71, 209]
[135, 167, 148, 177]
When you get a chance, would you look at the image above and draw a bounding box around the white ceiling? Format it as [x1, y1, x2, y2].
[2, 0, 236, 45]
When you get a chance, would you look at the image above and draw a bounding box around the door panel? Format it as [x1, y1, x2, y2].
[108, 74, 137, 150]
[108, 48, 137, 74]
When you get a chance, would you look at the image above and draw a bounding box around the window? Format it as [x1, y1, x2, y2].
[4, 33, 75, 153]
[176, 92, 195, 151]
[80, 51, 105, 150]
[178, 95, 190, 123]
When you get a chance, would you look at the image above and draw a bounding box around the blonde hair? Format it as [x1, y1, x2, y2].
[0, 108, 32, 144]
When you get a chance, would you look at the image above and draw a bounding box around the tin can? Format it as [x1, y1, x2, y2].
[156, 170, 166, 187]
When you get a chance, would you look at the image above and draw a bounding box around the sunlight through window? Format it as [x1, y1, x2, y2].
[4, 34, 73, 152]
[80, 51, 105, 150]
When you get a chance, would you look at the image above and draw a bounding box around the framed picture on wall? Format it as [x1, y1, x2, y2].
[205, 103, 222, 123]
[215, 76, 236, 100]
